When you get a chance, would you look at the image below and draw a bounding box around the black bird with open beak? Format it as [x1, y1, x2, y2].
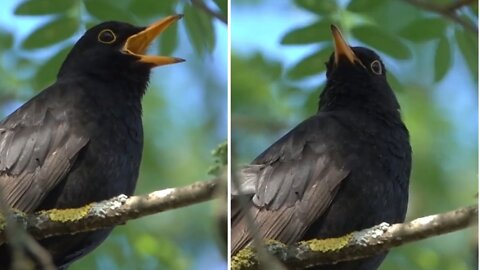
[0, 15, 183, 269]
[232, 25, 411, 270]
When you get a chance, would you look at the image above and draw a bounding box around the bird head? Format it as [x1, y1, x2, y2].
[58, 15, 184, 79]
[320, 25, 400, 113]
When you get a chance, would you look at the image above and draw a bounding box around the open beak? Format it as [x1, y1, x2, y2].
[331, 25, 363, 67]
[123, 15, 185, 67]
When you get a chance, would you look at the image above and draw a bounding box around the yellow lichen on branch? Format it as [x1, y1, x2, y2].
[42, 204, 92, 223]
[303, 233, 353, 252]
[0, 179, 221, 245]
[231, 205, 477, 270]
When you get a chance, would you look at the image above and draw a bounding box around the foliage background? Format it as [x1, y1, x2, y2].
[232, 0, 477, 270]
[0, 0, 227, 269]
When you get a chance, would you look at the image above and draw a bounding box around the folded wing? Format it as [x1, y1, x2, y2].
[0, 90, 88, 212]
[232, 115, 350, 254]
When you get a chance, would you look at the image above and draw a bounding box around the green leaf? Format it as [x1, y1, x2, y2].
[33, 45, 71, 89]
[208, 141, 227, 175]
[0, 30, 14, 49]
[305, 83, 324, 114]
[386, 72, 403, 93]
[294, 0, 337, 14]
[183, 4, 215, 55]
[351, 25, 411, 59]
[232, 53, 283, 114]
[15, 57, 34, 70]
[347, 0, 386, 12]
[158, 20, 178, 56]
[434, 37, 451, 82]
[84, 0, 134, 22]
[14, 0, 77, 15]
[455, 28, 478, 81]
[281, 20, 331, 45]
[287, 47, 332, 79]
[128, 0, 173, 18]
[399, 18, 447, 43]
[213, 0, 228, 20]
[22, 17, 78, 49]
[250, 53, 283, 79]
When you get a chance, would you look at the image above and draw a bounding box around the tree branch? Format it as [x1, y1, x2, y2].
[402, 0, 477, 33]
[232, 205, 478, 270]
[0, 179, 221, 244]
[445, 0, 474, 11]
[191, 0, 227, 25]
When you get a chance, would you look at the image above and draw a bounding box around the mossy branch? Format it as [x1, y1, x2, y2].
[232, 205, 478, 270]
[0, 179, 221, 245]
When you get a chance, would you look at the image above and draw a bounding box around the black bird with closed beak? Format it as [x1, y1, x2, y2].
[232, 25, 411, 270]
[0, 15, 184, 269]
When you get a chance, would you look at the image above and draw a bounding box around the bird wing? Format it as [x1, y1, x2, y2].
[0, 90, 89, 212]
[232, 114, 350, 253]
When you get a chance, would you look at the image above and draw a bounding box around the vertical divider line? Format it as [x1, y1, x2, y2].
[227, 0, 232, 268]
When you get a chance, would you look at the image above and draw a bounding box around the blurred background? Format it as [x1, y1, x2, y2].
[232, 0, 477, 270]
[0, 0, 227, 269]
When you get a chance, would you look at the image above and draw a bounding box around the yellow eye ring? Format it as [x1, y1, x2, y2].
[98, 29, 116, 44]
[370, 60, 382, 75]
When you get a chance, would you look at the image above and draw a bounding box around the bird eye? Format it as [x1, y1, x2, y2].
[97, 29, 116, 44]
[370, 60, 382, 75]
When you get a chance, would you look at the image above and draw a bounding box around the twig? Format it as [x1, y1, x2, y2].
[0, 181, 55, 269]
[0, 179, 221, 244]
[232, 115, 290, 134]
[402, 0, 477, 33]
[445, 0, 474, 11]
[232, 204, 478, 270]
[191, 0, 227, 24]
[13, 233, 56, 270]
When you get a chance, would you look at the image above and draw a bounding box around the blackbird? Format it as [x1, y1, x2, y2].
[232, 25, 411, 270]
[0, 15, 184, 269]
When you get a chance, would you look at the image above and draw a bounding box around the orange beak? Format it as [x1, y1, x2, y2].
[331, 25, 360, 66]
[123, 15, 185, 67]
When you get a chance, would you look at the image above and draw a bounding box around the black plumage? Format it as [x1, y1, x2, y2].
[231, 25, 411, 270]
[0, 15, 184, 269]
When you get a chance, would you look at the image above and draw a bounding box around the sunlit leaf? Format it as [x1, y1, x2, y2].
[134, 234, 160, 256]
[287, 47, 332, 79]
[281, 20, 331, 45]
[22, 17, 78, 49]
[14, 0, 76, 15]
[184, 4, 215, 55]
[455, 28, 478, 81]
[399, 17, 447, 43]
[352, 25, 411, 59]
[294, 0, 337, 14]
[434, 37, 451, 82]
[347, 0, 386, 12]
[33, 45, 71, 89]
[84, 0, 134, 22]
